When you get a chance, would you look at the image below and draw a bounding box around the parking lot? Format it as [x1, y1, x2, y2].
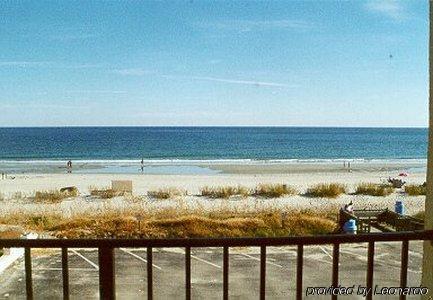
[0, 241, 424, 299]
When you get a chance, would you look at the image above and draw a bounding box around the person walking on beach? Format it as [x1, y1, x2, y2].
[67, 160, 72, 173]
[140, 158, 144, 173]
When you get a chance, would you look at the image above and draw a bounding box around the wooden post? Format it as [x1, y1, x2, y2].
[422, 1, 433, 296]
[99, 247, 115, 300]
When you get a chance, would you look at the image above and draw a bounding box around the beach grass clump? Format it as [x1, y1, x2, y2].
[306, 183, 346, 198]
[200, 185, 251, 199]
[405, 184, 426, 196]
[147, 187, 187, 199]
[254, 184, 297, 198]
[89, 186, 121, 199]
[34, 189, 78, 203]
[0, 199, 338, 238]
[355, 183, 394, 197]
[46, 210, 337, 239]
[0, 211, 63, 231]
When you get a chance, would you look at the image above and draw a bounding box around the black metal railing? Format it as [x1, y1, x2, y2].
[1, 230, 432, 300]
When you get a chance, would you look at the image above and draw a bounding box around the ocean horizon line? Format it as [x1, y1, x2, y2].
[0, 158, 427, 164]
[0, 125, 428, 129]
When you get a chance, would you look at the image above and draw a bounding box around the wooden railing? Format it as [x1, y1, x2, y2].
[1, 230, 432, 300]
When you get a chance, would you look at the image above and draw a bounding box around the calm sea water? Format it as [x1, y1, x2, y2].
[0, 127, 427, 161]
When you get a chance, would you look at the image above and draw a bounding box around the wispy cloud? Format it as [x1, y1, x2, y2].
[21, 31, 99, 42]
[0, 61, 104, 69]
[0, 61, 49, 67]
[65, 90, 127, 94]
[114, 68, 292, 88]
[113, 68, 154, 76]
[1, 103, 80, 110]
[59, 63, 105, 69]
[364, 0, 407, 21]
[48, 33, 98, 42]
[195, 19, 312, 32]
[165, 75, 292, 88]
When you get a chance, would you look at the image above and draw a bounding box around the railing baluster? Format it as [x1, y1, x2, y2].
[260, 246, 266, 300]
[98, 247, 115, 300]
[366, 242, 375, 300]
[400, 240, 409, 300]
[24, 247, 33, 300]
[332, 243, 340, 300]
[223, 246, 229, 300]
[185, 246, 191, 300]
[147, 247, 153, 300]
[296, 245, 303, 300]
[61, 248, 69, 300]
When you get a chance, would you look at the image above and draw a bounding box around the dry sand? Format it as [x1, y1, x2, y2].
[0, 162, 426, 216]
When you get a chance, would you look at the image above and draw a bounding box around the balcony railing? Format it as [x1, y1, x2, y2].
[1, 230, 432, 300]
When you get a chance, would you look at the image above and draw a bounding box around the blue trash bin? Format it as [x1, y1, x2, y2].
[395, 200, 404, 215]
[343, 219, 357, 234]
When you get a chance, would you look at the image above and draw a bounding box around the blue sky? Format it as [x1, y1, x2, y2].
[0, 0, 428, 127]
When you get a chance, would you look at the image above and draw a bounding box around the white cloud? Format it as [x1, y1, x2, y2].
[115, 69, 292, 88]
[195, 19, 312, 32]
[365, 0, 407, 21]
[0, 61, 104, 69]
[21, 31, 98, 42]
[0, 103, 81, 110]
[166, 75, 292, 88]
[113, 68, 153, 76]
[65, 90, 127, 94]
[0, 61, 48, 67]
[48, 33, 98, 41]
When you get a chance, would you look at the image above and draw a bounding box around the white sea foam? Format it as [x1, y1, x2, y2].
[0, 158, 427, 166]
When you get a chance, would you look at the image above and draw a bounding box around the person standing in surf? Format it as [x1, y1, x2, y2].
[67, 160, 72, 173]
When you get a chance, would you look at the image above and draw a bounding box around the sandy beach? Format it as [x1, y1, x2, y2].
[0, 161, 427, 216]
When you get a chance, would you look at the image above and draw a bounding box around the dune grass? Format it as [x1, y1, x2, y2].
[405, 184, 426, 196]
[200, 185, 251, 199]
[0, 200, 337, 239]
[45, 210, 337, 238]
[355, 183, 394, 197]
[254, 184, 297, 198]
[148, 187, 187, 199]
[34, 189, 78, 203]
[306, 183, 346, 198]
[200, 184, 298, 199]
[89, 186, 122, 199]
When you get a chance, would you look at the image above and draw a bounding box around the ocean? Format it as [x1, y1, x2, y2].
[0, 127, 427, 174]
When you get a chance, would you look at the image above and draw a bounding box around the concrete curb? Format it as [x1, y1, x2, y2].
[0, 233, 38, 275]
[0, 248, 24, 274]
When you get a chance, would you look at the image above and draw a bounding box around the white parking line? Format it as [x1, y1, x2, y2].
[239, 253, 283, 268]
[190, 254, 221, 269]
[318, 246, 333, 260]
[276, 247, 332, 265]
[409, 250, 423, 258]
[339, 249, 389, 260]
[339, 250, 421, 274]
[160, 249, 222, 269]
[71, 250, 99, 270]
[304, 255, 333, 265]
[120, 248, 162, 270]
